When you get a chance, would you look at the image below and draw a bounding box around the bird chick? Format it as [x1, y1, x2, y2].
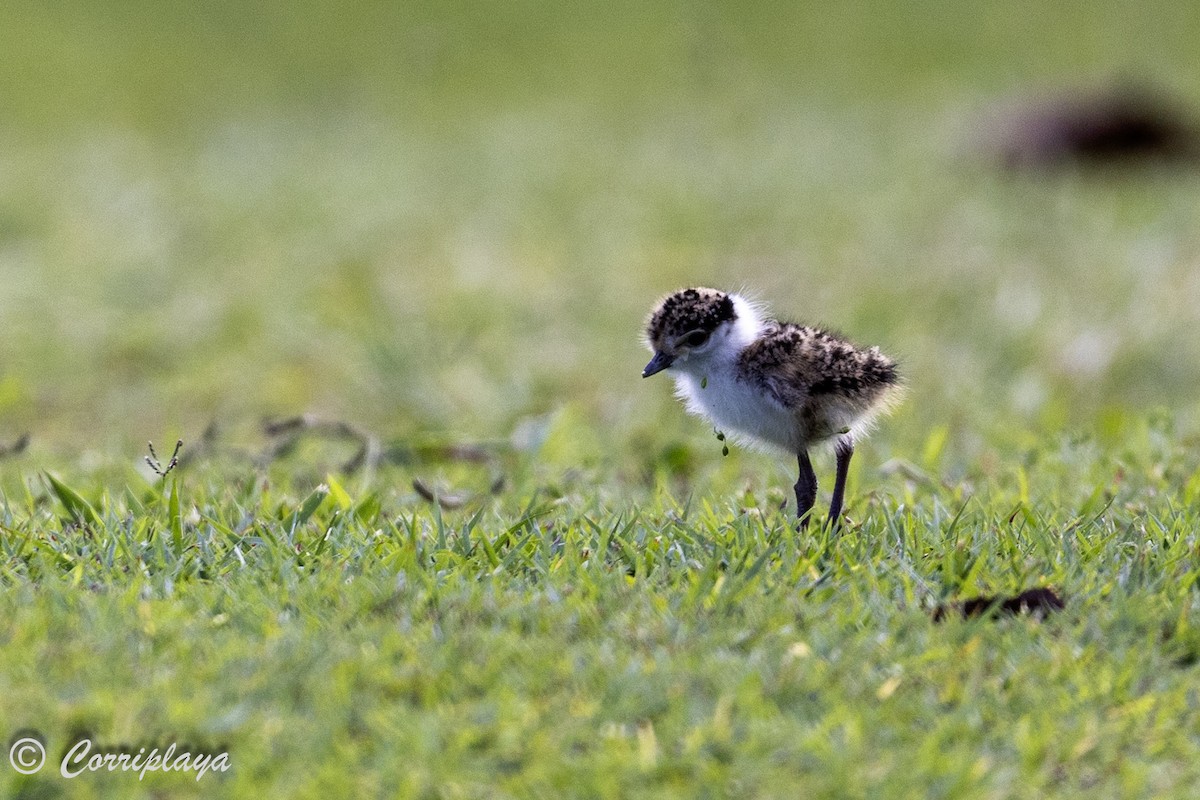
[643, 287, 901, 529]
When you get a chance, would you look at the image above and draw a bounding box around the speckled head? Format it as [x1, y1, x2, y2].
[643, 288, 738, 377]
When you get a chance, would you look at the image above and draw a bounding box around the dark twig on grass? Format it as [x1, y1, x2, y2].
[261, 414, 382, 474]
[259, 414, 510, 494]
[146, 439, 183, 478]
[0, 433, 30, 459]
[411, 478, 470, 510]
[933, 587, 1065, 622]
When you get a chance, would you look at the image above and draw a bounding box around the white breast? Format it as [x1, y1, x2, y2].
[673, 368, 801, 454]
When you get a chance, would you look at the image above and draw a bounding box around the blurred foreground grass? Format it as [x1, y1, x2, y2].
[3, 0, 1200, 797]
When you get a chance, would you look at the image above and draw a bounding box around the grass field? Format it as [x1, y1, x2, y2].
[4, 1, 1200, 797]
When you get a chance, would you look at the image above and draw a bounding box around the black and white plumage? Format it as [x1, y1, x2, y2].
[642, 287, 901, 528]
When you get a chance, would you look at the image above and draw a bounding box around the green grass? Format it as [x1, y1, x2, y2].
[4, 0, 1200, 797]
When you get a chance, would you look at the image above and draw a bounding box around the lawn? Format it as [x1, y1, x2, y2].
[3, 0, 1200, 797]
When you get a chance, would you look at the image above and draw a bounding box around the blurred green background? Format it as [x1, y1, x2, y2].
[2, 0, 1200, 467]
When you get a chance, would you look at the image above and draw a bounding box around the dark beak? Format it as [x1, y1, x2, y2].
[642, 351, 675, 378]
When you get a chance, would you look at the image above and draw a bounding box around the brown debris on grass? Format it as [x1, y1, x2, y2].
[986, 82, 1199, 170]
[933, 587, 1065, 622]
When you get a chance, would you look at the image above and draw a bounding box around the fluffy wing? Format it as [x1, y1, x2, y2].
[736, 322, 899, 413]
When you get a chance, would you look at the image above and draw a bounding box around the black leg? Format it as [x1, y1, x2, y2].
[794, 450, 817, 528]
[827, 437, 853, 531]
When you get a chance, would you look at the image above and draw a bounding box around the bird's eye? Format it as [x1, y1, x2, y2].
[681, 330, 710, 348]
